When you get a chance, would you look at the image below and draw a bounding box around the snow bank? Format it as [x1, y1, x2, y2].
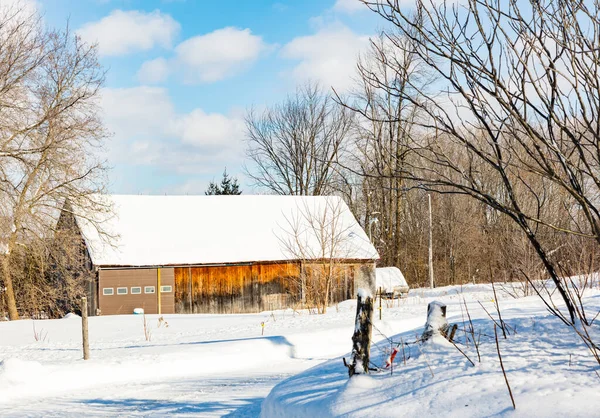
[0, 335, 294, 404]
[262, 292, 600, 417]
[0, 359, 46, 385]
[375, 267, 409, 294]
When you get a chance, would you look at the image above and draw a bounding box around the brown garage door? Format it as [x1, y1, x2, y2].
[98, 268, 175, 315]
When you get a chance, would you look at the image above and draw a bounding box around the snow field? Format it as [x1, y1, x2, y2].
[0, 304, 376, 416]
[0, 282, 598, 416]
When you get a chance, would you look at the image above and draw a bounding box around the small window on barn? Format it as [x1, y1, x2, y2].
[131, 287, 142, 295]
[144, 286, 155, 294]
[160, 285, 172, 293]
[103, 288, 114, 296]
[117, 287, 128, 295]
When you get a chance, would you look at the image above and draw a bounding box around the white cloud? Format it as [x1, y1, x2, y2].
[281, 25, 369, 91]
[101, 86, 174, 141]
[136, 26, 269, 85]
[77, 10, 180, 56]
[100, 86, 245, 173]
[173, 109, 245, 148]
[173, 27, 268, 83]
[333, 0, 365, 13]
[137, 57, 170, 84]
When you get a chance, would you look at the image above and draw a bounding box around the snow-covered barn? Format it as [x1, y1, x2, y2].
[66, 195, 379, 316]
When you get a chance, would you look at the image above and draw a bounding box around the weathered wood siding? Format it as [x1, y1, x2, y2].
[302, 263, 372, 305]
[98, 268, 175, 315]
[174, 262, 374, 314]
[174, 263, 301, 314]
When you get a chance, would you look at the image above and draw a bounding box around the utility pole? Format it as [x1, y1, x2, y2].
[368, 212, 380, 243]
[428, 194, 434, 289]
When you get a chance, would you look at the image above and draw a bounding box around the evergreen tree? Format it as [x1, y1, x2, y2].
[204, 181, 220, 195]
[205, 169, 242, 195]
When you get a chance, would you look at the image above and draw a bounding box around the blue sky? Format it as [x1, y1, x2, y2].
[37, 0, 385, 194]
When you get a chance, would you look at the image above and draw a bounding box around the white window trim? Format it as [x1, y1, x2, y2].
[116, 287, 128, 295]
[144, 286, 155, 294]
[131, 287, 142, 295]
[160, 285, 172, 293]
[103, 288, 114, 296]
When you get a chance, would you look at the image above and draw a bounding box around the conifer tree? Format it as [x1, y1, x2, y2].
[205, 169, 242, 195]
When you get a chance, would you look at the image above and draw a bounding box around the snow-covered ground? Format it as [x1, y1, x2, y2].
[0, 309, 355, 417]
[263, 283, 600, 417]
[1, 282, 599, 417]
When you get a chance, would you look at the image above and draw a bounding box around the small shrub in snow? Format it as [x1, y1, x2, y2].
[32, 321, 48, 343]
[143, 315, 151, 342]
[157, 316, 168, 328]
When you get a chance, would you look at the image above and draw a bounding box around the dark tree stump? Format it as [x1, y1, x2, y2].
[347, 290, 374, 377]
[448, 323, 458, 342]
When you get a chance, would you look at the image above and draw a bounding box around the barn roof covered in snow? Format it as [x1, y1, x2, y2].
[73, 195, 379, 268]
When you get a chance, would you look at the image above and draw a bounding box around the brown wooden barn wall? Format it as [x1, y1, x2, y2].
[173, 262, 372, 314]
[174, 263, 300, 314]
[94, 262, 374, 315]
[302, 263, 359, 304]
[98, 268, 175, 315]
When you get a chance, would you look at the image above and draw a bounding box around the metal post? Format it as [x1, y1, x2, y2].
[379, 286, 382, 320]
[157, 268, 162, 315]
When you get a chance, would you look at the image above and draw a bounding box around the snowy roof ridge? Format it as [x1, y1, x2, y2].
[74, 194, 379, 267]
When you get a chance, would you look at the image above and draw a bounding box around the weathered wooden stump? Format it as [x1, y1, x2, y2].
[346, 289, 374, 377]
[448, 323, 458, 342]
[422, 301, 449, 342]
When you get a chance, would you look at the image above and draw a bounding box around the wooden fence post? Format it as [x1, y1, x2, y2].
[81, 297, 90, 360]
[346, 290, 374, 377]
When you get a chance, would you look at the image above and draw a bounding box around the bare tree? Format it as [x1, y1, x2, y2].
[245, 83, 352, 196]
[278, 198, 357, 313]
[7, 216, 94, 318]
[352, 0, 600, 361]
[343, 31, 432, 268]
[0, 4, 109, 320]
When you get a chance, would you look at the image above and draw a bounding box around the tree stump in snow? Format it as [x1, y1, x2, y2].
[448, 323, 458, 342]
[347, 289, 374, 377]
[422, 301, 449, 342]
